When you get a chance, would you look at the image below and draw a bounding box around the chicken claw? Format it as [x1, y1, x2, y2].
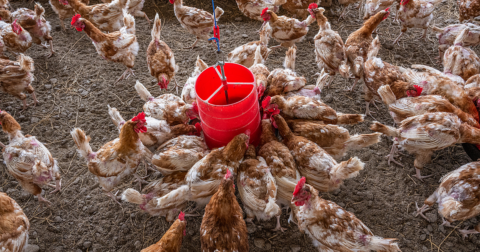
[49, 179, 62, 194]
[459, 228, 479, 240]
[184, 38, 199, 50]
[414, 168, 433, 181]
[37, 194, 51, 207]
[114, 68, 135, 85]
[440, 217, 453, 227]
[273, 215, 286, 232]
[105, 190, 122, 205]
[414, 202, 431, 221]
[386, 143, 403, 167]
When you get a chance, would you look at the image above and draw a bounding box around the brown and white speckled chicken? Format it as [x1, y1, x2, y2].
[260, 4, 316, 49]
[237, 147, 283, 231]
[274, 114, 365, 192]
[235, 0, 285, 21]
[264, 46, 306, 97]
[282, 0, 331, 18]
[101, 0, 151, 24]
[431, 23, 480, 60]
[170, 0, 224, 49]
[363, 0, 396, 21]
[181, 56, 208, 105]
[68, 0, 127, 32]
[227, 24, 272, 68]
[287, 119, 381, 159]
[1, 111, 61, 206]
[141, 212, 186, 252]
[250, 44, 270, 96]
[292, 178, 401, 251]
[0, 54, 36, 110]
[0, 192, 30, 252]
[415, 161, 480, 238]
[283, 70, 327, 101]
[458, 0, 480, 22]
[152, 135, 209, 175]
[0, 19, 32, 56]
[135, 81, 197, 126]
[49, 0, 90, 31]
[371, 112, 480, 181]
[443, 27, 480, 81]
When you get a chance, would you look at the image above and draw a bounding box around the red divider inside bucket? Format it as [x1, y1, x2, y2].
[195, 63, 261, 149]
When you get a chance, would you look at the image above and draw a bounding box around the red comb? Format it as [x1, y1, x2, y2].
[414, 85, 423, 95]
[262, 96, 271, 109]
[261, 7, 268, 16]
[225, 169, 232, 180]
[308, 3, 318, 9]
[132, 112, 146, 122]
[385, 7, 390, 12]
[293, 177, 306, 196]
[194, 122, 202, 136]
[71, 14, 80, 26]
[178, 212, 185, 221]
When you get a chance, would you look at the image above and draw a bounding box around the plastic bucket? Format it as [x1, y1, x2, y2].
[195, 63, 261, 149]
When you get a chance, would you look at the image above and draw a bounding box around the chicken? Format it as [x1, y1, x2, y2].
[148, 14, 179, 93]
[71, 11, 139, 84]
[363, 35, 419, 116]
[71, 112, 153, 204]
[0, 110, 61, 206]
[371, 112, 480, 180]
[287, 119, 381, 159]
[170, 0, 224, 49]
[135, 81, 197, 126]
[0, 192, 30, 252]
[227, 24, 272, 68]
[0, 3, 54, 57]
[49, 0, 90, 31]
[393, 0, 441, 45]
[141, 212, 186, 252]
[0, 19, 32, 56]
[68, 0, 127, 32]
[101, 0, 151, 24]
[122, 171, 188, 221]
[237, 146, 283, 231]
[0, 54, 37, 110]
[181, 56, 208, 105]
[363, 0, 395, 21]
[152, 135, 209, 175]
[250, 44, 270, 97]
[0, 0, 11, 10]
[291, 177, 401, 251]
[431, 23, 480, 60]
[274, 114, 365, 192]
[458, 0, 480, 22]
[283, 69, 330, 102]
[415, 161, 480, 238]
[401, 65, 479, 121]
[465, 74, 480, 111]
[264, 46, 306, 97]
[443, 27, 480, 81]
[260, 4, 316, 49]
[378, 85, 480, 128]
[338, 0, 362, 20]
[344, 9, 390, 91]
[107, 105, 198, 148]
[257, 119, 300, 223]
[312, 7, 349, 86]
[200, 169, 249, 252]
[282, 0, 332, 18]
[264, 95, 364, 125]
[235, 0, 285, 21]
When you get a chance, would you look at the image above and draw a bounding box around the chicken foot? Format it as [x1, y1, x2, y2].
[48, 179, 62, 194]
[414, 202, 432, 221]
[29, 90, 39, 107]
[338, 6, 349, 20]
[393, 32, 404, 46]
[114, 68, 135, 85]
[345, 77, 359, 91]
[440, 217, 454, 228]
[413, 151, 434, 181]
[133, 173, 149, 190]
[184, 38, 199, 50]
[386, 141, 403, 167]
[365, 101, 377, 119]
[104, 190, 122, 205]
[46, 40, 55, 58]
[273, 215, 286, 232]
[459, 227, 480, 240]
[37, 194, 52, 207]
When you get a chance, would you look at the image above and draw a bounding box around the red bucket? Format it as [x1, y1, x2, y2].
[195, 63, 261, 149]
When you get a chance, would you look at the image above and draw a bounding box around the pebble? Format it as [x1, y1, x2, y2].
[247, 224, 257, 234]
[19, 192, 30, 201]
[31, 117, 39, 123]
[83, 241, 92, 249]
[30, 231, 38, 239]
[425, 212, 437, 223]
[76, 249, 82, 252]
[24, 245, 39, 252]
[50, 78, 58, 84]
[134, 241, 142, 249]
[54, 246, 63, 252]
[383, 44, 394, 50]
[427, 225, 433, 232]
[254, 238, 265, 249]
[242, 34, 248, 38]
[81, 90, 89, 96]
[55, 25, 61, 31]
[78, 108, 86, 112]
[45, 84, 52, 89]
[6, 188, 16, 194]
[54, 216, 62, 222]
[290, 245, 301, 252]
[235, 17, 242, 21]
[438, 224, 446, 234]
[265, 242, 271, 250]
[420, 234, 426, 241]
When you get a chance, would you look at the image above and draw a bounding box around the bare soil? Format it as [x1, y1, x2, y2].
[1, 0, 479, 251]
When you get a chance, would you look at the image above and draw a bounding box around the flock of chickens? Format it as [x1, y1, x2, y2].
[2, 0, 480, 251]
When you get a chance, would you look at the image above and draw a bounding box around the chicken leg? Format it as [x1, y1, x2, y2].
[37, 194, 51, 207]
[386, 142, 403, 167]
[114, 68, 135, 84]
[459, 225, 480, 239]
[414, 202, 431, 221]
[47, 40, 55, 58]
[104, 190, 121, 205]
[413, 151, 434, 181]
[393, 32, 404, 46]
[272, 215, 286, 232]
[184, 38, 199, 50]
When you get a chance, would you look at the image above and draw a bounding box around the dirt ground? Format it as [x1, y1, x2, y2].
[1, 0, 479, 251]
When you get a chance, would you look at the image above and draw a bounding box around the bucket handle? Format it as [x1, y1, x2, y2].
[205, 81, 255, 104]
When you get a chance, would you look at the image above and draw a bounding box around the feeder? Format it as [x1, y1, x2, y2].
[195, 63, 261, 149]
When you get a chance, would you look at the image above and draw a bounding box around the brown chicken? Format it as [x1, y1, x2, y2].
[227, 24, 272, 68]
[415, 161, 480, 238]
[49, 0, 90, 30]
[235, 0, 285, 21]
[264, 95, 364, 125]
[287, 119, 381, 159]
[274, 114, 365, 192]
[152, 135, 209, 175]
[363, 35, 419, 116]
[257, 119, 300, 224]
[371, 112, 480, 180]
[0, 19, 32, 55]
[458, 0, 480, 22]
[0, 3, 54, 57]
[200, 169, 249, 252]
[148, 14, 179, 93]
[71, 112, 153, 204]
[122, 171, 188, 222]
[264, 46, 306, 97]
[344, 9, 390, 91]
[0, 0, 11, 10]
[292, 178, 401, 251]
[101, 0, 151, 24]
[250, 44, 270, 96]
[260, 4, 316, 49]
[170, 0, 224, 49]
[68, 0, 127, 32]
[465, 74, 480, 111]
[283, 0, 332, 18]
[0, 54, 36, 110]
[443, 27, 480, 81]
[401, 65, 479, 122]
[431, 23, 480, 60]
[135, 81, 196, 126]
[141, 212, 186, 252]
[181, 56, 209, 105]
[237, 147, 283, 231]
[71, 11, 138, 84]
[312, 7, 349, 86]
[1, 111, 61, 206]
[0, 192, 30, 252]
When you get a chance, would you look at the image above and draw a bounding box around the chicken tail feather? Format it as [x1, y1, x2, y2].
[17, 54, 34, 72]
[152, 13, 161, 42]
[122, 8, 136, 35]
[284, 46, 296, 71]
[264, 197, 281, 217]
[135, 81, 153, 102]
[121, 188, 144, 205]
[34, 3, 45, 19]
[214, 7, 224, 22]
[363, 236, 401, 252]
[253, 45, 264, 65]
[370, 122, 399, 137]
[336, 113, 364, 125]
[377, 85, 397, 105]
[70, 128, 94, 160]
[338, 62, 350, 78]
[107, 105, 125, 132]
[330, 157, 364, 184]
[345, 133, 381, 151]
[155, 185, 189, 209]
